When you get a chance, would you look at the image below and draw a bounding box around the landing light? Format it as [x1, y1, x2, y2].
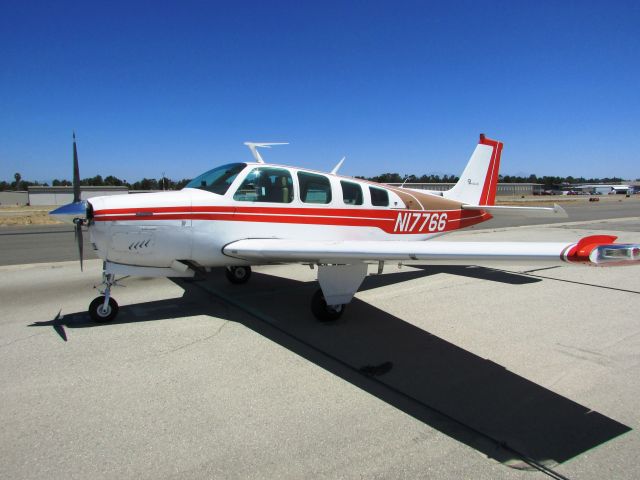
[590, 245, 640, 265]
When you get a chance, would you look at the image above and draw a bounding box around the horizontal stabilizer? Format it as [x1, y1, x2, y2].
[461, 203, 567, 218]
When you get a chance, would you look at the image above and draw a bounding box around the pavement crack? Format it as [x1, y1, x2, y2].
[555, 344, 612, 368]
[158, 321, 229, 356]
[556, 343, 605, 358]
[603, 330, 640, 350]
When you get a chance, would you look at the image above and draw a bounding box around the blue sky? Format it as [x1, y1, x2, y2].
[1, 0, 639, 183]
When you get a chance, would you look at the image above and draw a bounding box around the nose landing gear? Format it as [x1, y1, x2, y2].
[89, 272, 120, 322]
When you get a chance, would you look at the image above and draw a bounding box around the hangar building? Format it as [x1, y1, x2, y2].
[27, 186, 129, 206]
[386, 183, 544, 196]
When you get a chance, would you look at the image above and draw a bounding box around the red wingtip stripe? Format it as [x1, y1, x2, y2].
[563, 235, 618, 263]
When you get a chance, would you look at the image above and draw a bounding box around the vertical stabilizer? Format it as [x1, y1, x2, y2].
[443, 134, 503, 206]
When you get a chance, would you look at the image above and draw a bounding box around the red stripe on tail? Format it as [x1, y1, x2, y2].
[478, 134, 503, 206]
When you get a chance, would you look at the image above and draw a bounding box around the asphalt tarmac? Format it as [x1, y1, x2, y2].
[0, 203, 639, 479]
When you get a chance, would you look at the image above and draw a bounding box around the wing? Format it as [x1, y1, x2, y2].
[223, 235, 640, 267]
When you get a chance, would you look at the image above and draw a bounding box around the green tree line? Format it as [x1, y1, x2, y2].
[357, 172, 631, 186]
[1, 173, 192, 191]
[1, 172, 634, 192]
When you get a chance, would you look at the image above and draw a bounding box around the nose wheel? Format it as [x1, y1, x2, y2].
[89, 296, 119, 322]
[89, 272, 120, 322]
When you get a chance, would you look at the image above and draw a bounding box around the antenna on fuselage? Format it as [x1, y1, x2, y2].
[243, 142, 289, 163]
[330, 156, 346, 175]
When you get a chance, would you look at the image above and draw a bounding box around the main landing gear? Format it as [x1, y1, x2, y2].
[223, 264, 364, 323]
[312, 263, 368, 322]
[225, 266, 252, 284]
[311, 289, 345, 322]
[89, 272, 119, 322]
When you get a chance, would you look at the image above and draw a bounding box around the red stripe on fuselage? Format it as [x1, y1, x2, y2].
[92, 206, 491, 234]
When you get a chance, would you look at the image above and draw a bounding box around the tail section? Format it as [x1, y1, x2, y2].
[443, 134, 503, 206]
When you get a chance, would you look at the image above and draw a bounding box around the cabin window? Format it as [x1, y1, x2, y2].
[233, 167, 293, 203]
[185, 163, 246, 195]
[298, 172, 332, 204]
[341, 181, 363, 205]
[369, 186, 389, 206]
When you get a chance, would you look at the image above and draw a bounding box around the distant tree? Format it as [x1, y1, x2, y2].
[175, 178, 192, 189]
[159, 176, 173, 190]
[370, 173, 404, 183]
[104, 175, 124, 186]
[442, 174, 458, 183]
[405, 174, 417, 183]
[132, 178, 159, 190]
[52, 179, 72, 186]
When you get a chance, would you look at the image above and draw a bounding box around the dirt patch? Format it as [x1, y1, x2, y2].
[0, 206, 64, 226]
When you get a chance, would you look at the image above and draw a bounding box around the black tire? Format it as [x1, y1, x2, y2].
[225, 266, 252, 284]
[89, 296, 119, 323]
[311, 289, 345, 322]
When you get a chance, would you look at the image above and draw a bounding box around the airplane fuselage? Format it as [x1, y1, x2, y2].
[87, 162, 490, 269]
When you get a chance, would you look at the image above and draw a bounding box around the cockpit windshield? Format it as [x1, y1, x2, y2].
[184, 163, 246, 195]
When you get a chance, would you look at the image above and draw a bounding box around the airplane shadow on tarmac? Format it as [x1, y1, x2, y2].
[30, 265, 630, 471]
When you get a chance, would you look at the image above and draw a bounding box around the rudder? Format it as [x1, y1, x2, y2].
[443, 134, 503, 206]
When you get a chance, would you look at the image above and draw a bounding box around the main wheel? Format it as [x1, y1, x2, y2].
[225, 266, 252, 284]
[311, 289, 345, 322]
[89, 296, 119, 323]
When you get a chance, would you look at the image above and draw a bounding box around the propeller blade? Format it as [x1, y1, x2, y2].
[73, 132, 81, 203]
[75, 220, 84, 271]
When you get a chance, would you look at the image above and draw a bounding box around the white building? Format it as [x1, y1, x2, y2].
[573, 184, 632, 195]
[28, 186, 129, 206]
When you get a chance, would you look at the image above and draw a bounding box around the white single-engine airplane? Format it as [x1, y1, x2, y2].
[51, 134, 640, 322]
